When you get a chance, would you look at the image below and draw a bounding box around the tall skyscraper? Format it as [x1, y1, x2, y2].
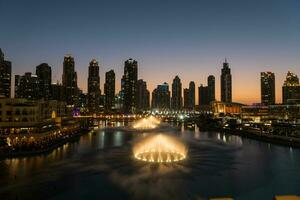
[183, 88, 190, 109]
[136, 79, 150, 111]
[198, 84, 209, 106]
[51, 81, 65, 102]
[0, 49, 11, 98]
[36, 63, 51, 100]
[282, 71, 300, 104]
[87, 59, 100, 113]
[188, 81, 195, 109]
[104, 70, 115, 112]
[261, 72, 275, 105]
[62, 55, 78, 106]
[152, 82, 170, 109]
[207, 75, 215, 103]
[122, 58, 138, 113]
[15, 72, 39, 100]
[171, 76, 182, 110]
[221, 59, 232, 103]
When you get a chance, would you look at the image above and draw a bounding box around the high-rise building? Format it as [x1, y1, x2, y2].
[261, 72, 275, 105]
[208, 75, 215, 103]
[183, 88, 190, 109]
[51, 81, 65, 102]
[122, 58, 138, 113]
[282, 71, 300, 104]
[221, 59, 232, 103]
[62, 55, 78, 106]
[171, 76, 182, 110]
[15, 72, 39, 100]
[87, 59, 100, 113]
[104, 70, 115, 112]
[199, 84, 209, 106]
[0, 49, 12, 98]
[136, 79, 150, 111]
[188, 81, 195, 109]
[152, 82, 170, 109]
[36, 63, 52, 100]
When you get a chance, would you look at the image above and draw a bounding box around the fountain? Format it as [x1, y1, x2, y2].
[133, 134, 187, 163]
[133, 116, 161, 130]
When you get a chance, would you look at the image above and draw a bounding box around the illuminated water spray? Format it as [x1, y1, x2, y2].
[133, 134, 187, 163]
[133, 116, 161, 130]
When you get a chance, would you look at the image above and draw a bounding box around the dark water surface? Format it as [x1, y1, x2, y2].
[0, 122, 299, 200]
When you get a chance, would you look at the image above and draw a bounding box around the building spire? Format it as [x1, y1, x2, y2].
[225, 57, 228, 63]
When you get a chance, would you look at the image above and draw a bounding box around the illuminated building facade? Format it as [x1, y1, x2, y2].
[152, 82, 170, 109]
[87, 59, 100, 113]
[221, 59, 232, 103]
[0, 49, 12, 98]
[136, 79, 150, 112]
[36, 63, 52, 100]
[282, 71, 300, 104]
[171, 76, 182, 110]
[104, 70, 115, 112]
[14, 72, 39, 100]
[62, 55, 78, 106]
[261, 72, 275, 105]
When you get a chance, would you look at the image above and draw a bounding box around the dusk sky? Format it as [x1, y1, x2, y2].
[1, 0, 299, 104]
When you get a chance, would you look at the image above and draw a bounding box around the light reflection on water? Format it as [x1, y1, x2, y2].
[0, 122, 299, 200]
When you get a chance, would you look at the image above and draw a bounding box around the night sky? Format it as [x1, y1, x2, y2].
[1, 0, 300, 104]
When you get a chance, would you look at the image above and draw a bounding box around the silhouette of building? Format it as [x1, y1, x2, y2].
[87, 59, 100, 113]
[198, 84, 209, 106]
[171, 76, 182, 110]
[208, 75, 215, 103]
[136, 79, 150, 112]
[36, 63, 51, 100]
[62, 55, 78, 106]
[0, 49, 11, 98]
[15, 72, 39, 100]
[221, 59, 232, 103]
[122, 58, 138, 113]
[282, 71, 300, 104]
[152, 82, 170, 109]
[104, 70, 115, 112]
[261, 72, 275, 105]
[51, 81, 65, 102]
[188, 81, 195, 109]
[183, 88, 189, 109]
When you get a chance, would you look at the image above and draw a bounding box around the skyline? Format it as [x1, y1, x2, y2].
[1, 0, 300, 104]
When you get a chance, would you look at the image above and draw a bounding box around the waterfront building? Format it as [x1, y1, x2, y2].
[208, 75, 215, 103]
[152, 82, 170, 109]
[188, 81, 195, 109]
[171, 76, 182, 110]
[87, 59, 100, 113]
[221, 59, 232, 103]
[212, 101, 243, 116]
[14, 72, 39, 100]
[0, 49, 12, 98]
[136, 79, 150, 112]
[104, 70, 115, 112]
[261, 72, 275, 105]
[122, 58, 138, 113]
[62, 55, 78, 106]
[241, 104, 300, 123]
[282, 71, 300, 104]
[36, 63, 52, 100]
[198, 84, 209, 106]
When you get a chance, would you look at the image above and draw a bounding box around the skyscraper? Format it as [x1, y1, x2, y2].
[136, 79, 150, 112]
[36, 63, 51, 100]
[122, 58, 138, 113]
[188, 81, 195, 109]
[0, 49, 11, 98]
[51, 81, 65, 102]
[62, 55, 78, 106]
[15, 72, 39, 100]
[152, 82, 170, 109]
[282, 71, 300, 104]
[104, 70, 115, 112]
[221, 59, 232, 103]
[198, 84, 209, 106]
[207, 75, 215, 103]
[171, 76, 182, 110]
[183, 88, 190, 109]
[87, 59, 100, 113]
[261, 72, 275, 105]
